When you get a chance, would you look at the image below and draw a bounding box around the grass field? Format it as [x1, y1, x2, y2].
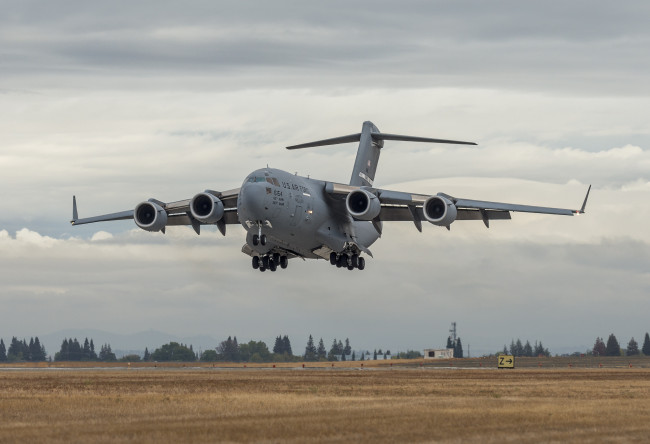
[1, 367, 650, 443]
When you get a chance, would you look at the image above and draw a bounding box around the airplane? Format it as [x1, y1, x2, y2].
[71, 121, 590, 272]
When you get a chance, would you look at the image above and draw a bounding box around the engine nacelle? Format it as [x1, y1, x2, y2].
[134, 201, 168, 232]
[190, 193, 224, 224]
[346, 189, 381, 221]
[423, 195, 457, 226]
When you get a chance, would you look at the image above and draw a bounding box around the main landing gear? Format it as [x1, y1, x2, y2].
[252, 253, 288, 272]
[329, 252, 365, 271]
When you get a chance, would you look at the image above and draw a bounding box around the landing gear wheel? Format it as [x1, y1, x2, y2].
[252, 256, 260, 269]
[336, 255, 346, 268]
[358, 257, 365, 270]
[330, 252, 337, 265]
[252, 234, 259, 246]
[259, 266, 266, 272]
[273, 252, 280, 264]
[351, 254, 359, 268]
[280, 256, 288, 269]
[269, 260, 277, 272]
[262, 256, 270, 269]
[260, 234, 267, 246]
[347, 265, 354, 271]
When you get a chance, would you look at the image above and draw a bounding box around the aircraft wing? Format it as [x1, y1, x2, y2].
[71, 188, 240, 234]
[325, 182, 590, 230]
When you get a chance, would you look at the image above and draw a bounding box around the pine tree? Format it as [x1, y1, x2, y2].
[317, 338, 327, 360]
[446, 336, 454, 349]
[27, 338, 35, 361]
[282, 335, 292, 356]
[642, 333, 650, 356]
[502, 345, 508, 355]
[360, 352, 365, 361]
[523, 341, 533, 357]
[626, 337, 639, 356]
[592, 337, 606, 357]
[30, 337, 46, 361]
[0, 339, 6, 362]
[344, 338, 351, 356]
[454, 338, 464, 358]
[605, 333, 621, 356]
[98, 344, 117, 362]
[304, 335, 317, 361]
[329, 339, 339, 358]
[273, 336, 283, 354]
[143, 347, 150, 361]
[83, 338, 91, 360]
[351, 351, 356, 361]
[373, 349, 377, 360]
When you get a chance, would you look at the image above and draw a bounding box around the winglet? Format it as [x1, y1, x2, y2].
[574, 185, 591, 214]
[71, 196, 78, 224]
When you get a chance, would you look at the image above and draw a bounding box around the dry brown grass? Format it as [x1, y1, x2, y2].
[1, 368, 649, 443]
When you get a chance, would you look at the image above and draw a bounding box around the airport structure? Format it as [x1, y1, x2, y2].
[424, 348, 454, 359]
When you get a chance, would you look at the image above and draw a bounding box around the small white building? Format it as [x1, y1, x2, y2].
[424, 348, 454, 359]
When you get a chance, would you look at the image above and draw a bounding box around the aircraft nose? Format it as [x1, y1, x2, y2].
[241, 183, 268, 216]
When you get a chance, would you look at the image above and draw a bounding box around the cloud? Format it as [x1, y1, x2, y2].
[1, 225, 649, 357]
[1, 2, 649, 94]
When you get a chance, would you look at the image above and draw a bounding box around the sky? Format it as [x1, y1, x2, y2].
[1, 1, 649, 357]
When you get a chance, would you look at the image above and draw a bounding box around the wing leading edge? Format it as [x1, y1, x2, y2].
[71, 188, 241, 234]
[325, 182, 591, 230]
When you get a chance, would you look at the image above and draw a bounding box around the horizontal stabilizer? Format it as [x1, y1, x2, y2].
[286, 133, 361, 149]
[373, 133, 476, 146]
[287, 131, 476, 149]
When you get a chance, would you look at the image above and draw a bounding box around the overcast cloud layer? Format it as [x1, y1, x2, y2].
[1, 1, 649, 356]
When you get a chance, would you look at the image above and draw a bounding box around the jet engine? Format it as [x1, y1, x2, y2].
[134, 201, 168, 232]
[190, 192, 224, 224]
[346, 189, 381, 221]
[423, 195, 457, 226]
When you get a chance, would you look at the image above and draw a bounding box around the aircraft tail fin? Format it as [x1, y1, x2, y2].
[286, 121, 476, 187]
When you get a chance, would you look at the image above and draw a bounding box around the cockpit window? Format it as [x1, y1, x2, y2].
[248, 176, 267, 183]
[272, 178, 280, 187]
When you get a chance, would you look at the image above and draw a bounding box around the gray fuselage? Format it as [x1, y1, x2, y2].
[237, 168, 379, 260]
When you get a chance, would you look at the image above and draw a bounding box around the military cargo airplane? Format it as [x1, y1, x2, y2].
[71, 121, 590, 272]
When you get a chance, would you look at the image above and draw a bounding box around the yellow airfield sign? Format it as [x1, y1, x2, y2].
[498, 355, 515, 369]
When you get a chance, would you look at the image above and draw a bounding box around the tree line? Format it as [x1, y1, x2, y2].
[0, 337, 47, 362]
[500, 339, 551, 357]
[592, 333, 650, 357]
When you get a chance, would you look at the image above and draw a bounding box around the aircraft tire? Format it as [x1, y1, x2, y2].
[259, 266, 266, 272]
[252, 234, 259, 246]
[330, 252, 337, 265]
[252, 256, 260, 269]
[351, 254, 359, 268]
[358, 257, 365, 270]
[280, 256, 288, 269]
[273, 252, 281, 263]
[260, 234, 267, 246]
[347, 265, 354, 271]
[262, 256, 270, 269]
[269, 260, 277, 272]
